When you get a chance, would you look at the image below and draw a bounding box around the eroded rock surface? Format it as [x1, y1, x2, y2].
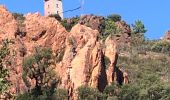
[0, 6, 128, 99]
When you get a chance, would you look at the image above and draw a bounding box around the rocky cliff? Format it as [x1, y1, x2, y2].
[64, 14, 131, 45]
[0, 6, 128, 99]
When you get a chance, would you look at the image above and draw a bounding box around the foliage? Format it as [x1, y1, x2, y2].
[116, 38, 170, 100]
[12, 13, 26, 38]
[107, 14, 121, 22]
[102, 83, 119, 99]
[151, 40, 170, 53]
[52, 88, 68, 100]
[0, 39, 13, 96]
[119, 84, 140, 100]
[105, 19, 117, 35]
[12, 13, 25, 23]
[49, 14, 62, 21]
[132, 20, 147, 34]
[101, 19, 119, 40]
[17, 88, 68, 100]
[130, 20, 147, 46]
[61, 17, 80, 32]
[77, 85, 100, 100]
[21, 47, 60, 99]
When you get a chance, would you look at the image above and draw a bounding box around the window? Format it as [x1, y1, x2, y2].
[56, 4, 59, 8]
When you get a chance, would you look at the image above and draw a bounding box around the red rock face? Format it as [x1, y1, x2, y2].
[115, 21, 131, 45]
[0, 5, 17, 39]
[79, 15, 105, 33]
[0, 6, 128, 99]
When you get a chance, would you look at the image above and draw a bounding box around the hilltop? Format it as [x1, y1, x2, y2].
[0, 5, 170, 100]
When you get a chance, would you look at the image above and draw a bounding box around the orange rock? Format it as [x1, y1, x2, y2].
[0, 6, 129, 99]
[0, 5, 17, 40]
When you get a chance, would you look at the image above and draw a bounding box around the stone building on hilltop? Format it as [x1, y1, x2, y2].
[44, 0, 63, 19]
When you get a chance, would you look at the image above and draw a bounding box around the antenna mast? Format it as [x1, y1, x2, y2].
[80, 0, 85, 16]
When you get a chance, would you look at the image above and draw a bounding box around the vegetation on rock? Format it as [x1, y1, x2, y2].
[0, 39, 14, 99]
[19, 47, 67, 100]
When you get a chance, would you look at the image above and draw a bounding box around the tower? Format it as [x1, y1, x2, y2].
[44, 0, 64, 19]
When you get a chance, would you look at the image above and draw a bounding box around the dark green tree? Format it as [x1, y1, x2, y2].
[102, 83, 119, 100]
[77, 85, 100, 100]
[132, 20, 147, 34]
[20, 47, 60, 100]
[119, 84, 140, 100]
[131, 20, 147, 46]
[102, 19, 120, 40]
[107, 14, 121, 22]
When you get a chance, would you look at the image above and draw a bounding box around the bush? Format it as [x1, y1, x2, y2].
[107, 14, 121, 22]
[148, 84, 170, 100]
[119, 84, 140, 100]
[61, 17, 80, 32]
[52, 88, 68, 100]
[49, 14, 61, 21]
[102, 83, 119, 99]
[151, 40, 170, 53]
[101, 19, 118, 40]
[12, 13, 25, 22]
[77, 85, 100, 100]
[12, 13, 26, 38]
[17, 88, 68, 100]
[21, 47, 60, 99]
[0, 39, 14, 99]
[132, 20, 147, 34]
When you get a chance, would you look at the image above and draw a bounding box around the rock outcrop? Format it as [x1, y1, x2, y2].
[0, 5, 17, 39]
[163, 30, 170, 40]
[79, 15, 105, 33]
[0, 6, 128, 99]
[115, 21, 131, 45]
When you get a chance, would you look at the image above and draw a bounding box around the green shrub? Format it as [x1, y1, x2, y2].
[148, 84, 170, 100]
[49, 14, 61, 21]
[151, 40, 170, 53]
[77, 85, 100, 100]
[12, 13, 26, 38]
[101, 19, 118, 40]
[61, 17, 80, 32]
[102, 83, 119, 99]
[21, 47, 60, 100]
[107, 14, 121, 22]
[0, 39, 13, 98]
[119, 84, 140, 100]
[17, 88, 68, 100]
[132, 20, 147, 34]
[12, 13, 25, 22]
[52, 88, 68, 100]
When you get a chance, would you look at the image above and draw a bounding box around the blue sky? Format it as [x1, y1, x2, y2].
[0, 0, 170, 39]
